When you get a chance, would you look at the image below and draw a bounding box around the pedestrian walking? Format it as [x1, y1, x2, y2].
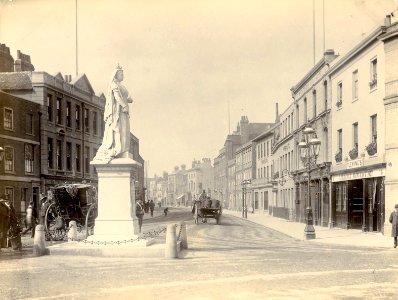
[389, 204, 398, 248]
[25, 200, 38, 238]
[164, 207, 168, 216]
[149, 199, 155, 217]
[136, 200, 144, 233]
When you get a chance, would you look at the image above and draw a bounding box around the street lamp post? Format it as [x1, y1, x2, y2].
[298, 126, 321, 240]
[241, 179, 251, 219]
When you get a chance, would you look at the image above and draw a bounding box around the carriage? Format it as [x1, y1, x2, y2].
[193, 198, 222, 225]
[44, 183, 97, 241]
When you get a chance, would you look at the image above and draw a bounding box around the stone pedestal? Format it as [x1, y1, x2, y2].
[88, 154, 146, 244]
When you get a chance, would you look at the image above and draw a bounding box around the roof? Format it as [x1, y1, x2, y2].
[0, 72, 33, 90]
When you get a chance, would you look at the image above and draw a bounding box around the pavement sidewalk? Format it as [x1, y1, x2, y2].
[223, 209, 394, 249]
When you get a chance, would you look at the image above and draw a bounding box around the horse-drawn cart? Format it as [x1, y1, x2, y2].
[193, 198, 222, 225]
[45, 183, 97, 241]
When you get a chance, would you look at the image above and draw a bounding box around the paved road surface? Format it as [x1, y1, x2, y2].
[1, 208, 397, 299]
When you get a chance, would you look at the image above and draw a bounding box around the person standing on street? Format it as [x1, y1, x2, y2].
[136, 200, 144, 233]
[149, 200, 155, 217]
[25, 201, 37, 238]
[39, 195, 49, 225]
[389, 204, 398, 248]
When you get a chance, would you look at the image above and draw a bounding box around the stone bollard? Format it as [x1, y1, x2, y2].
[178, 221, 188, 250]
[33, 225, 49, 256]
[68, 220, 77, 242]
[165, 223, 178, 259]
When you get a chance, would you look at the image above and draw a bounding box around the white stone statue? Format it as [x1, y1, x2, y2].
[94, 66, 133, 162]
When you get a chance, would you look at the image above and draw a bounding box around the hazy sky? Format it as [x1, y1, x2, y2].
[1, 0, 397, 177]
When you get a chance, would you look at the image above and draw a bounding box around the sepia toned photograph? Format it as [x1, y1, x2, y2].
[1, 0, 398, 299]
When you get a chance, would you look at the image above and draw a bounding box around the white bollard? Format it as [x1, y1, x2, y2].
[165, 223, 178, 259]
[68, 220, 77, 242]
[33, 225, 49, 256]
[178, 221, 188, 250]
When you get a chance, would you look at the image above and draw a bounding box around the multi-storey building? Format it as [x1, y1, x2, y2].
[278, 49, 338, 225]
[214, 116, 272, 209]
[186, 158, 214, 200]
[0, 70, 105, 193]
[226, 158, 236, 209]
[235, 141, 254, 212]
[382, 16, 398, 235]
[251, 124, 275, 213]
[0, 90, 41, 217]
[329, 16, 395, 233]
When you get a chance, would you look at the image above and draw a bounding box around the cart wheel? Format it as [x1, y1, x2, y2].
[45, 202, 67, 241]
[85, 203, 97, 238]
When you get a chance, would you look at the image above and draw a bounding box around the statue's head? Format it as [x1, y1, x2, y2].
[114, 64, 124, 82]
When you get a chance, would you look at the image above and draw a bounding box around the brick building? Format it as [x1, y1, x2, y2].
[0, 90, 41, 217]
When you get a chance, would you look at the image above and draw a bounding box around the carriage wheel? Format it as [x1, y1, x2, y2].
[85, 203, 97, 238]
[45, 202, 67, 241]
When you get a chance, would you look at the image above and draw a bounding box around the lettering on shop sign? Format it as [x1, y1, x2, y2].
[332, 168, 385, 182]
[347, 159, 363, 169]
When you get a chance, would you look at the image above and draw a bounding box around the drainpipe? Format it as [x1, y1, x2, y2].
[81, 102, 85, 180]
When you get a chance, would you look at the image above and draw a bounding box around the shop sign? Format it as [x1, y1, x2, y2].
[347, 159, 363, 169]
[332, 168, 385, 182]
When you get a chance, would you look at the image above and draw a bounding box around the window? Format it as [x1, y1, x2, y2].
[303, 98, 307, 123]
[352, 70, 358, 100]
[323, 81, 328, 110]
[56, 97, 62, 125]
[85, 146, 90, 173]
[21, 188, 28, 215]
[93, 111, 98, 135]
[56, 140, 62, 170]
[66, 102, 71, 127]
[353, 122, 358, 149]
[370, 58, 377, 89]
[84, 108, 89, 133]
[312, 90, 317, 118]
[4, 146, 14, 172]
[48, 138, 53, 169]
[47, 94, 53, 122]
[66, 142, 72, 171]
[75, 105, 81, 130]
[25, 144, 34, 173]
[26, 113, 33, 134]
[337, 82, 343, 106]
[371, 114, 377, 143]
[296, 104, 300, 128]
[5, 187, 14, 206]
[4, 108, 13, 130]
[76, 144, 81, 172]
[337, 129, 343, 154]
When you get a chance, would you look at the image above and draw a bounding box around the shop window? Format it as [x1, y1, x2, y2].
[5, 187, 14, 206]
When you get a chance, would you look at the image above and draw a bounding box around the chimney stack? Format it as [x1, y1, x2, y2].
[385, 15, 392, 27]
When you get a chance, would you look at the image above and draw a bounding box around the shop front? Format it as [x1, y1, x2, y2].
[294, 163, 331, 227]
[331, 164, 385, 232]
